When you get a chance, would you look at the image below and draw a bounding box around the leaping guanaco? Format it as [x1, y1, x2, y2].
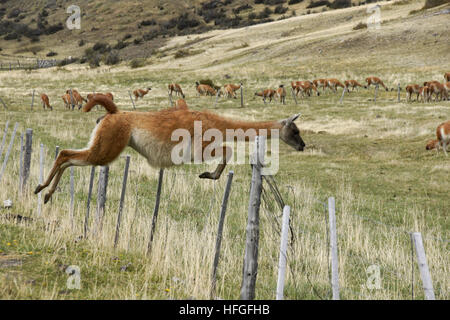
[40, 93, 52, 110]
[34, 94, 305, 203]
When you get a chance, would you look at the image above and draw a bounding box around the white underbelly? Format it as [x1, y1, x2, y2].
[128, 129, 175, 168]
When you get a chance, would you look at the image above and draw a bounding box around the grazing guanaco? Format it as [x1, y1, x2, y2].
[66, 89, 87, 109]
[168, 84, 185, 99]
[313, 79, 328, 92]
[426, 120, 450, 156]
[405, 84, 421, 102]
[275, 85, 286, 104]
[34, 94, 306, 203]
[255, 89, 276, 103]
[445, 72, 450, 82]
[419, 86, 430, 103]
[62, 93, 71, 109]
[365, 77, 389, 91]
[428, 82, 448, 101]
[195, 82, 217, 96]
[40, 93, 52, 110]
[293, 81, 319, 98]
[344, 80, 366, 92]
[326, 78, 345, 93]
[443, 81, 450, 94]
[133, 88, 152, 101]
[223, 83, 242, 99]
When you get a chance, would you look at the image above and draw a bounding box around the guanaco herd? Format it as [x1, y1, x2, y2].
[32, 73, 448, 202]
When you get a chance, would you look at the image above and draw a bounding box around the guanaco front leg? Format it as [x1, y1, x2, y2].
[199, 145, 233, 180]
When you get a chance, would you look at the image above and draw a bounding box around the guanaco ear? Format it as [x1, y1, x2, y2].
[281, 113, 301, 125]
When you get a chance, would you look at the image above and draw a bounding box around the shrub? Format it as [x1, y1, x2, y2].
[78, 39, 85, 47]
[7, 8, 20, 19]
[113, 40, 128, 50]
[129, 58, 146, 69]
[423, 0, 448, 9]
[353, 21, 367, 30]
[133, 38, 143, 45]
[104, 50, 121, 65]
[328, 0, 351, 9]
[306, 0, 330, 8]
[274, 5, 288, 14]
[46, 51, 57, 57]
[288, 0, 304, 4]
[92, 42, 110, 53]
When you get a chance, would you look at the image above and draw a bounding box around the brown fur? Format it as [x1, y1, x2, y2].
[313, 79, 328, 92]
[255, 89, 276, 102]
[133, 88, 151, 101]
[35, 95, 305, 203]
[426, 121, 450, 156]
[405, 84, 421, 102]
[40, 93, 52, 110]
[445, 72, 450, 82]
[326, 78, 345, 93]
[195, 82, 217, 96]
[275, 85, 286, 104]
[419, 86, 430, 103]
[344, 80, 366, 91]
[168, 84, 185, 98]
[172, 98, 188, 110]
[428, 82, 448, 101]
[366, 77, 389, 91]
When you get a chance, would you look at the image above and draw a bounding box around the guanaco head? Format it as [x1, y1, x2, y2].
[195, 81, 200, 87]
[426, 139, 438, 150]
[279, 113, 305, 152]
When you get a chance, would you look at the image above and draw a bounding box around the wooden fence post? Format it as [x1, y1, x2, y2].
[240, 136, 265, 300]
[214, 89, 221, 108]
[147, 168, 164, 255]
[114, 155, 131, 249]
[37, 143, 44, 217]
[69, 167, 75, 226]
[69, 89, 75, 111]
[128, 91, 136, 110]
[290, 87, 298, 105]
[0, 97, 7, 110]
[21, 129, 33, 193]
[168, 92, 173, 106]
[94, 165, 109, 235]
[0, 122, 18, 184]
[411, 232, 435, 300]
[397, 83, 401, 102]
[339, 87, 347, 104]
[240, 84, 244, 107]
[55, 145, 59, 160]
[0, 120, 9, 162]
[276, 205, 291, 300]
[18, 133, 24, 191]
[328, 197, 340, 300]
[374, 84, 379, 103]
[210, 170, 234, 299]
[84, 166, 96, 238]
[30, 90, 35, 111]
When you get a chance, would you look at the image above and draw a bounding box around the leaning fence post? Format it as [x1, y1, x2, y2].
[69, 167, 75, 226]
[18, 133, 24, 191]
[339, 87, 347, 104]
[0, 97, 7, 110]
[128, 91, 136, 110]
[240, 135, 265, 300]
[374, 84, 379, 103]
[114, 155, 131, 249]
[276, 205, 291, 300]
[328, 197, 340, 300]
[147, 168, 164, 255]
[210, 170, 234, 299]
[0, 120, 10, 162]
[397, 83, 401, 102]
[290, 87, 298, 105]
[411, 232, 435, 300]
[55, 145, 60, 160]
[94, 165, 109, 235]
[240, 84, 244, 107]
[84, 166, 96, 238]
[69, 89, 75, 111]
[214, 89, 221, 108]
[30, 90, 35, 111]
[0, 122, 18, 184]
[37, 143, 44, 217]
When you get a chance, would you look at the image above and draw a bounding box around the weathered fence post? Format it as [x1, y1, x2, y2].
[0, 122, 18, 184]
[210, 170, 234, 299]
[328, 197, 340, 300]
[276, 205, 291, 300]
[55, 145, 59, 159]
[30, 90, 35, 111]
[240, 84, 244, 107]
[69, 167, 75, 226]
[18, 133, 24, 191]
[128, 91, 136, 110]
[290, 87, 298, 105]
[21, 129, 33, 193]
[0, 120, 9, 162]
[83, 166, 96, 238]
[37, 143, 44, 217]
[397, 83, 401, 102]
[339, 87, 347, 104]
[114, 155, 131, 249]
[411, 232, 435, 300]
[0, 97, 7, 110]
[374, 84, 379, 103]
[147, 168, 164, 255]
[240, 135, 266, 300]
[94, 166, 109, 235]
[214, 89, 221, 108]
[168, 92, 173, 106]
[69, 89, 75, 111]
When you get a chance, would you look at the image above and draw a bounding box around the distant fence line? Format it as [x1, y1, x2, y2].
[0, 58, 59, 71]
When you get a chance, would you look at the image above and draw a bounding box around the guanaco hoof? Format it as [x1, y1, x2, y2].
[34, 185, 43, 194]
[199, 172, 218, 180]
[44, 193, 51, 204]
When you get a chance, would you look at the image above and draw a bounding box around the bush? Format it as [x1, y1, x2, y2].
[353, 21, 367, 30]
[288, 0, 303, 4]
[92, 41, 110, 53]
[328, 0, 351, 9]
[129, 58, 146, 69]
[46, 51, 57, 57]
[306, 0, 330, 8]
[78, 39, 85, 47]
[113, 40, 128, 50]
[274, 5, 288, 14]
[423, 0, 448, 9]
[7, 8, 20, 19]
[104, 50, 121, 65]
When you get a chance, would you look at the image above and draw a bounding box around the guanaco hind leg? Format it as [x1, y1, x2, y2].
[199, 145, 233, 180]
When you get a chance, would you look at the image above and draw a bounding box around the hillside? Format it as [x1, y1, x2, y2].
[0, 0, 391, 64]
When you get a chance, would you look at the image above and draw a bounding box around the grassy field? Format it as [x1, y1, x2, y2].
[0, 0, 449, 300]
